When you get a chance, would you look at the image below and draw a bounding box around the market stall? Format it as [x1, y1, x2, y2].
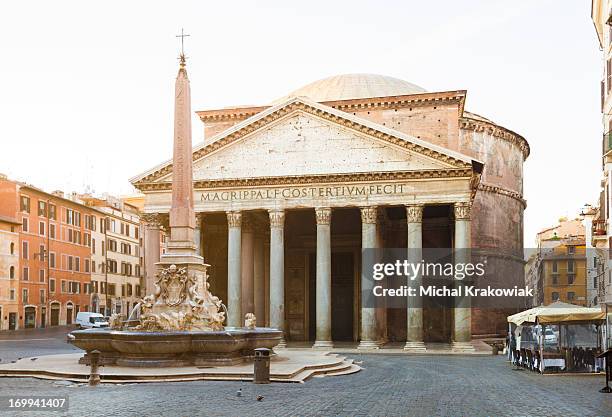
[507, 301, 606, 373]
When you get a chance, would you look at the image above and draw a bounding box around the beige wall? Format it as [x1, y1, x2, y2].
[0, 222, 19, 330]
[90, 206, 142, 316]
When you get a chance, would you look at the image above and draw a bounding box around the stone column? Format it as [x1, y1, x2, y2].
[253, 227, 265, 327]
[264, 238, 270, 326]
[404, 204, 426, 352]
[269, 210, 286, 347]
[358, 206, 379, 349]
[452, 202, 474, 351]
[241, 216, 255, 319]
[142, 213, 162, 295]
[226, 211, 242, 328]
[376, 210, 387, 345]
[194, 214, 203, 257]
[314, 207, 333, 348]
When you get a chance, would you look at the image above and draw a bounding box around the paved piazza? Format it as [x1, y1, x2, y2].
[0, 328, 609, 416]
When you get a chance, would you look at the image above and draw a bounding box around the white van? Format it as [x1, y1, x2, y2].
[76, 312, 109, 329]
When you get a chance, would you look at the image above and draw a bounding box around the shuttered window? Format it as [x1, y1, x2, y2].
[607, 59, 612, 93]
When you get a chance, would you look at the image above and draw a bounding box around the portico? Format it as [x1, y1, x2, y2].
[141, 201, 473, 348]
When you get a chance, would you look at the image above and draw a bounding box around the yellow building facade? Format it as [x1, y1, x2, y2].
[542, 240, 587, 306]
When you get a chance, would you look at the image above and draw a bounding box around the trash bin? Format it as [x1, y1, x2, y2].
[253, 348, 271, 384]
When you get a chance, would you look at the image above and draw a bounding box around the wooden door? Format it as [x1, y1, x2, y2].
[51, 306, 59, 326]
[331, 252, 354, 341]
[285, 251, 306, 341]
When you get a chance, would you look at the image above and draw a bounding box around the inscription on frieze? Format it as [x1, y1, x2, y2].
[199, 183, 409, 202]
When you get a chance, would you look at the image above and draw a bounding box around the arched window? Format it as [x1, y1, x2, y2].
[10, 242, 14, 254]
[9, 266, 15, 279]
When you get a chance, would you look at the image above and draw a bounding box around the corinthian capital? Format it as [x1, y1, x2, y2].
[140, 213, 162, 228]
[315, 207, 332, 225]
[405, 205, 424, 223]
[268, 210, 285, 228]
[454, 202, 471, 220]
[226, 211, 242, 228]
[360, 206, 378, 224]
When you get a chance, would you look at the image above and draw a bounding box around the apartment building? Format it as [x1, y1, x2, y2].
[0, 215, 20, 330]
[540, 238, 588, 306]
[526, 217, 588, 307]
[0, 176, 95, 328]
[81, 195, 143, 317]
[590, 2, 612, 349]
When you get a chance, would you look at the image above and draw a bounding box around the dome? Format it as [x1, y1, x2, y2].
[272, 73, 427, 104]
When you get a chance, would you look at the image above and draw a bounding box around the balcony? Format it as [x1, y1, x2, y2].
[603, 131, 612, 156]
[593, 219, 607, 237]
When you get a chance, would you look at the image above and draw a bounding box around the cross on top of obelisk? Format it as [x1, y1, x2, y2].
[176, 28, 190, 65]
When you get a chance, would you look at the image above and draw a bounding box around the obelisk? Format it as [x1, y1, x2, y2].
[159, 53, 203, 265]
[137, 45, 228, 333]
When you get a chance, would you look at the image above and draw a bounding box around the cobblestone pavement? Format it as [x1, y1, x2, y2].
[0, 328, 610, 416]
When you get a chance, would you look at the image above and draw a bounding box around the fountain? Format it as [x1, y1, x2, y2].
[68, 262, 281, 367]
[68, 49, 281, 367]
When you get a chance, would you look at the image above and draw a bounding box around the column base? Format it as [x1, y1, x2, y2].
[312, 340, 334, 349]
[451, 341, 476, 353]
[403, 341, 427, 352]
[357, 340, 380, 350]
[275, 337, 287, 349]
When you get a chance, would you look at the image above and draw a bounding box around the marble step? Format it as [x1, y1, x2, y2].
[290, 359, 357, 381]
[315, 363, 362, 377]
[0, 351, 361, 384]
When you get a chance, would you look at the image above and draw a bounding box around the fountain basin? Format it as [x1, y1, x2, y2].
[69, 327, 282, 367]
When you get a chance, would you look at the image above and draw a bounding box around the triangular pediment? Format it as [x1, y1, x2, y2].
[131, 97, 477, 186]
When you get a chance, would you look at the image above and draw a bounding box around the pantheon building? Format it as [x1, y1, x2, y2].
[132, 73, 528, 350]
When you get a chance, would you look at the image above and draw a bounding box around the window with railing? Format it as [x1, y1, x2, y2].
[603, 131, 612, 155]
[593, 219, 607, 236]
[607, 59, 612, 93]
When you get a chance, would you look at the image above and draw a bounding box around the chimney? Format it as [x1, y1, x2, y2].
[52, 190, 64, 198]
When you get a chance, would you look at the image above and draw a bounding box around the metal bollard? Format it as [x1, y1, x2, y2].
[253, 348, 271, 384]
[88, 350, 101, 386]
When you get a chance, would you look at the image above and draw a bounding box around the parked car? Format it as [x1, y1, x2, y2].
[544, 328, 558, 344]
[76, 312, 109, 329]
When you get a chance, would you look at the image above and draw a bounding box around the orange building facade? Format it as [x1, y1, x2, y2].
[0, 177, 95, 328]
[541, 239, 588, 306]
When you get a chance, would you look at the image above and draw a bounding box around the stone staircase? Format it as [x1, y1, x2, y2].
[0, 351, 361, 384]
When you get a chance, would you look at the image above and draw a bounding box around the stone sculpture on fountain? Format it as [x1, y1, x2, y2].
[133, 264, 225, 332]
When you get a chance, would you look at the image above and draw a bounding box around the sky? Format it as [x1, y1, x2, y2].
[0, 0, 602, 245]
